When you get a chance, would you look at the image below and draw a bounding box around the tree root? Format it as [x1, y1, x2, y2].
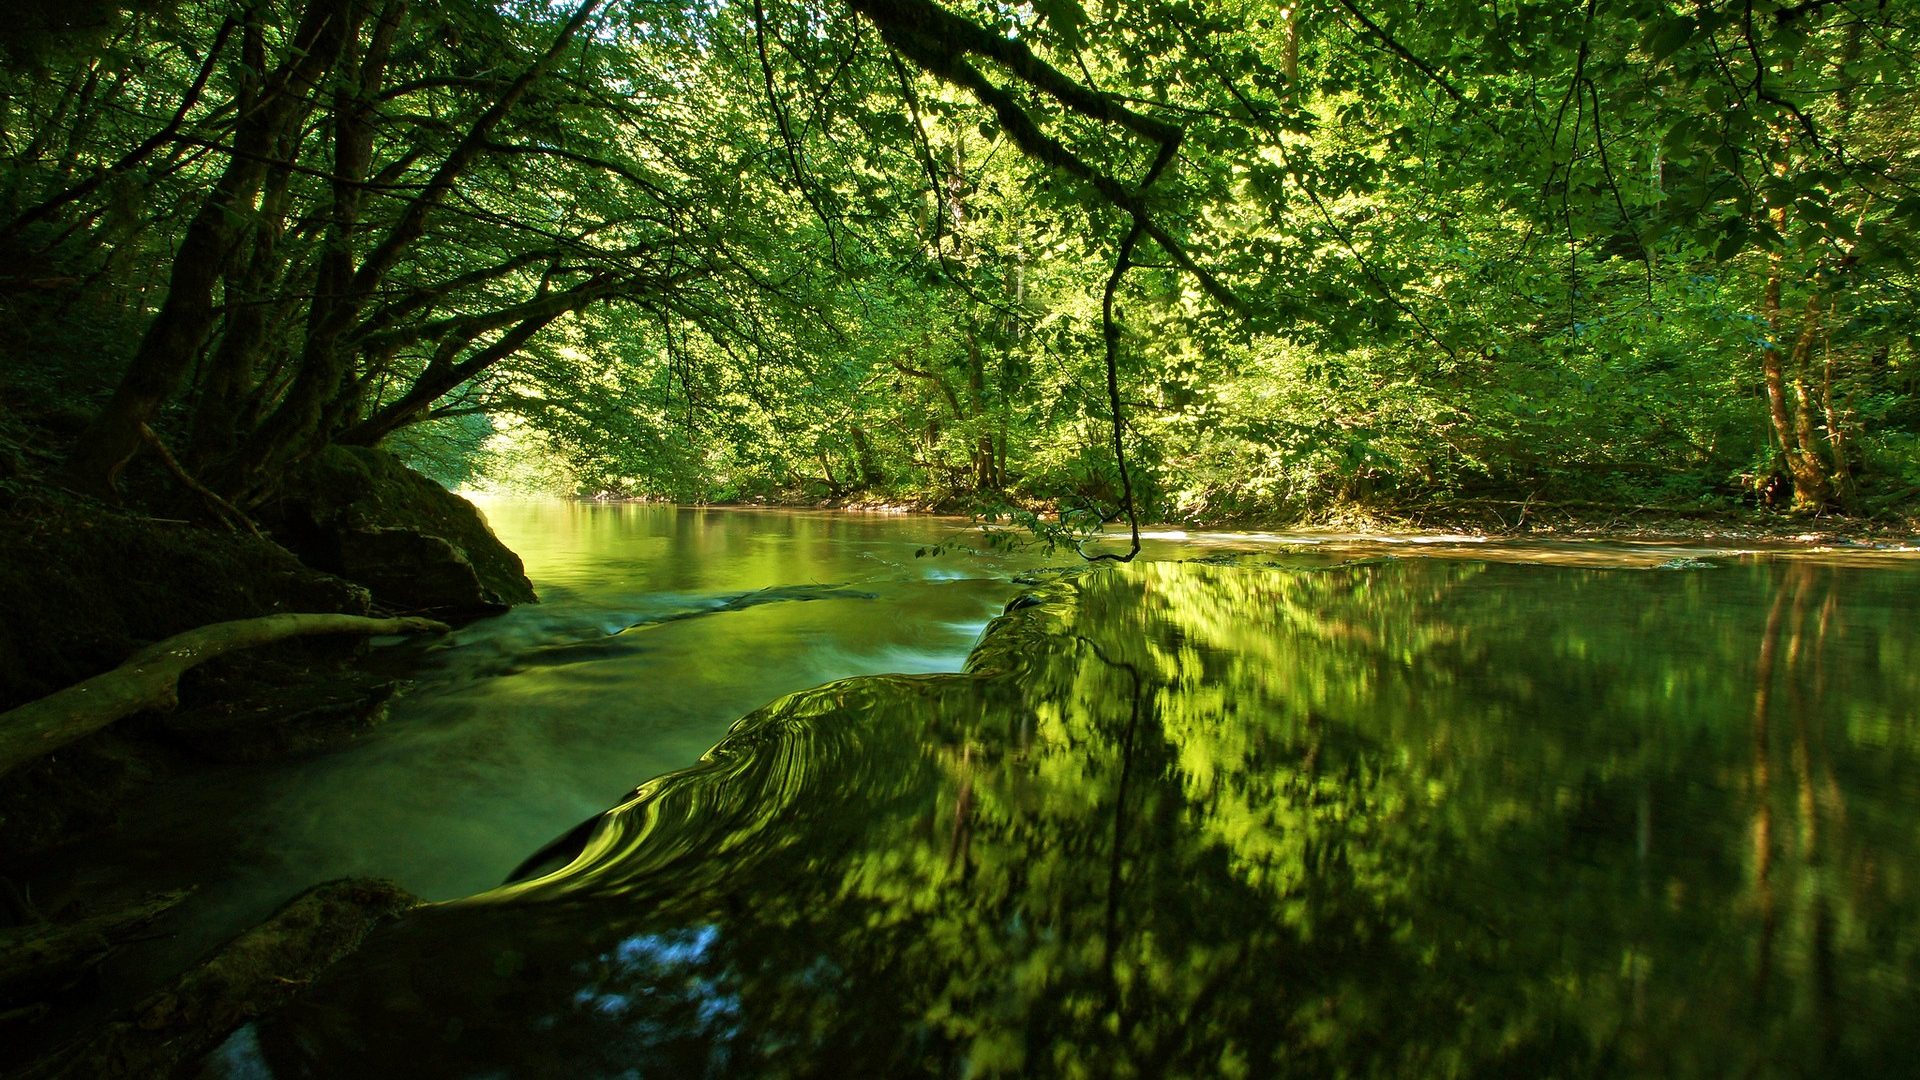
[0, 614, 450, 780]
[135, 422, 263, 539]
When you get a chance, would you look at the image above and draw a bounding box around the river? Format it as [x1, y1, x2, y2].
[30, 503, 1920, 1074]
[36, 504, 1059, 987]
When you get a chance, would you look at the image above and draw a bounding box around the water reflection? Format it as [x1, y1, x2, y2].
[20, 503, 1054, 1038]
[234, 559, 1920, 1077]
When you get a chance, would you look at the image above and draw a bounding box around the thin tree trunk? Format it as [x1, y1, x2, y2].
[1818, 307, 1853, 500]
[1760, 245, 1830, 508]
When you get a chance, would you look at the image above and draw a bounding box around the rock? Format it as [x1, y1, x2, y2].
[337, 527, 498, 615]
[266, 446, 534, 617]
[0, 491, 371, 713]
[38, 879, 421, 1080]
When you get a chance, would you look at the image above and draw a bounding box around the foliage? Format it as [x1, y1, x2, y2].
[2, 0, 1917, 520]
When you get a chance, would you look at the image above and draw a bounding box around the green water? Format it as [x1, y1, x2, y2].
[219, 553, 1920, 1077]
[29, 503, 1052, 1028]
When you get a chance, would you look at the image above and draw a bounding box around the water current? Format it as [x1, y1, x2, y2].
[166, 504, 1918, 1077]
[41, 504, 1059, 988]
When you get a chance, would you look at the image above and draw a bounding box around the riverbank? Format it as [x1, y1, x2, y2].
[0, 448, 541, 1064]
[567, 488, 1920, 548]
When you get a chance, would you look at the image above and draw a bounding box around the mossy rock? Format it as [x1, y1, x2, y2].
[0, 490, 383, 858]
[0, 493, 370, 712]
[265, 446, 534, 618]
[31, 878, 422, 1078]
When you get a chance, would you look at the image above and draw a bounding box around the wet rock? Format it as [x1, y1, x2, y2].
[337, 527, 503, 616]
[0, 489, 403, 862]
[0, 890, 190, 1013]
[38, 878, 420, 1079]
[0, 492, 371, 713]
[161, 661, 401, 763]
[265, 446, 534, 618]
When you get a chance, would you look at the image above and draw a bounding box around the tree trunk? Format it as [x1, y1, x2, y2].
[238, 0, 606, 488]
[1760, 288, 1832, 510]
[61, 0, 356, 496]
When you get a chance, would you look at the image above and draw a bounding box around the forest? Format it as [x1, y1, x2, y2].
[3, 0, 1920, 1074]
[2, 0, 1916, 527]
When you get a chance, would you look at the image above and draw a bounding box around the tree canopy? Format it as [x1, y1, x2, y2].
[3, 0, 1917, 521]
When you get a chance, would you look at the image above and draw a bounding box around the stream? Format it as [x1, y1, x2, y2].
[30, 503, 1920, 1074]
[37, 504, 1057, 991]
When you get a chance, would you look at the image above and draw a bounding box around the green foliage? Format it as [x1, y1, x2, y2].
[3, 0, 1917, 520]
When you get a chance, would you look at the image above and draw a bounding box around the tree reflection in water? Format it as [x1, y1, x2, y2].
[230, 559, 1920, 1078]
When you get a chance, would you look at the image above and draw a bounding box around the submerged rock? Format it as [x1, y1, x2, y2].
[617, 583, 880, 633]
[265, 446, 534, 617]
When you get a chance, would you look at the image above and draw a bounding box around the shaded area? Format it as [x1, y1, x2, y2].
[0, 490, 383, 860]
[234, 559, 1920, 1077]
[0, 503, 1045, 1067]
[29, 878, 419, 1078]
[262, 446, 536, 618]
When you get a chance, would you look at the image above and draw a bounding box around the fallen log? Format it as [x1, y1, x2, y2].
[0, 614, 450, 780]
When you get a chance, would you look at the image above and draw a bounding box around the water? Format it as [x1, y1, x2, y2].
[31, 503, 1056, 1015]
[213, 548, 1920, 1077]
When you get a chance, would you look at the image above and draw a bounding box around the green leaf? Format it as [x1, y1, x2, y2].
[1713, 221, 1748, 261]
[1795, 198, 1840, 232]
[1641, 16, 1697, 62]
[1032, 0, 1090, 53]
